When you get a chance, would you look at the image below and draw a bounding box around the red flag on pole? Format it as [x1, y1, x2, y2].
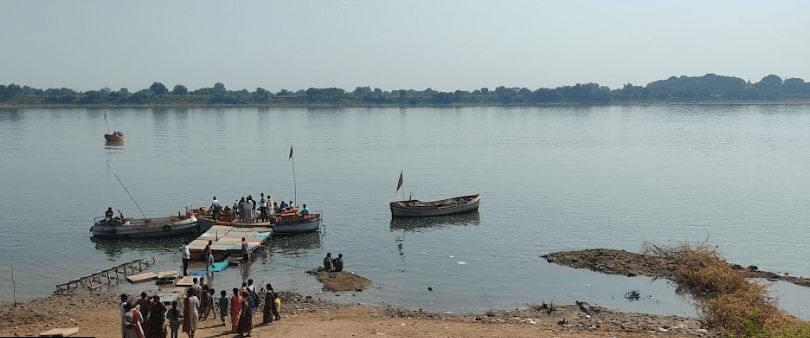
[289, 145, 294, 160]
[395, 171, 403, 193]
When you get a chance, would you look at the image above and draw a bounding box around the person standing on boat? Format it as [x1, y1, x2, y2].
[238, 197, 247, 222]
[211, 197, 221, 221]
[233, 200, 240, 221]
[106, 207, 114, 223]
[259, 193, 268, 222]
[181, 241, 190, 276]
[248, 195, 257, 223]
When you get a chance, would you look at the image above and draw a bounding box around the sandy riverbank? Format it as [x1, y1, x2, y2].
[3, 250, 759, 337]
[0, 291, 711, 338]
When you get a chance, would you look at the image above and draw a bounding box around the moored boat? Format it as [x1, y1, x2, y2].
[390, 194, 481, 217]
[104, 131, 124, 141]
[90, 212, 201, 239]
[194, 207, 323, 236]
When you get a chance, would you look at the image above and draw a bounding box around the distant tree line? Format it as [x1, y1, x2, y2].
[1, 74, 809, 107]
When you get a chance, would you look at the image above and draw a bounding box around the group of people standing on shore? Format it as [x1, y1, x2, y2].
[210, 194, 309, 223]
[119, 292, 168, 338]
[119, 278, 282, 338]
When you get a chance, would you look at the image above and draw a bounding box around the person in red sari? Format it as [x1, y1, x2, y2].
[236, 290, 253, 337]
[230, 288, 242, 333]
[132, 303, 145, 338]
[182, 288, 199, 338]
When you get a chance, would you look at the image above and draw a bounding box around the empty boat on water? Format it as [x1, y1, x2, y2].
[390, 194, 481, 217]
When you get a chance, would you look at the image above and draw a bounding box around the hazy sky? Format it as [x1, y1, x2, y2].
[1, 0, 809, 93]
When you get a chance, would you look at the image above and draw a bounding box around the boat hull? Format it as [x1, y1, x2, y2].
[195, 211, 322, 236]
[273, 214, 322, 236]
[104, 134, 124, 141]
[91, 216, 201, 239]
[390, 194, 480, 217]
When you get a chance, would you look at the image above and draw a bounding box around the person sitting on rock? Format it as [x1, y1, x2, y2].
[321, 253, 332, 271]
[331, 253, 343, 272]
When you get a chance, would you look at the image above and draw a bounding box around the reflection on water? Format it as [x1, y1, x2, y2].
[105, 140, 124, 148]
[252, 232, 322, 264]
[389, 212, 480, 262]
[268, 232, 322, 252]
[0, 109, 23, 122]
[389, 211, 480, 232]
[91, 235, 196, 259]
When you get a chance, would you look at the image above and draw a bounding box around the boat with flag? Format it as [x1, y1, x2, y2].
[103, 112, 124, 141]
[389, 171, 480, 217]
[194, 144, 323, 235]
[390, 194, 481, 217]
[194, 206, 323, 236]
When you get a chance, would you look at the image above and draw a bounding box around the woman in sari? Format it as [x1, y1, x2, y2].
[236, 290, 253, 337]
[132, 303, 145, 338]
[182, 288, 199, 338]
[230, 288, 242, 333]
[262, 284, 279, 324]
[123, 302, 142, 338]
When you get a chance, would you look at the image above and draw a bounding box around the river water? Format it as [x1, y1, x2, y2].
[2, 105, 810, 317]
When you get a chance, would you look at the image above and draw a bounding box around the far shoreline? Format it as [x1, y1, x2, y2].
[2, 100, 810, 110]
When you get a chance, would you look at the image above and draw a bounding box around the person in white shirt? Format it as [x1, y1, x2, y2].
[259, 193, 268, 222]
[182, 241, 190, 276]
[211, 197, 221, 221]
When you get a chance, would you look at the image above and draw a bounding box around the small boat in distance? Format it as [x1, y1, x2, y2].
[104, 131, 124, 141]
[390, 194, 481, 217]
[103, 112, 123, 141]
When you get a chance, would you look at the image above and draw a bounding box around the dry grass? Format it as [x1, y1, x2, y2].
[663, 243, 803, 335]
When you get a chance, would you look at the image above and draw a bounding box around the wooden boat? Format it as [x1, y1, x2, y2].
[194, 207, 322, 236]
[90, 211, 201, 239]
[104, 131, 124, 141]
[390, 194, 481, 217]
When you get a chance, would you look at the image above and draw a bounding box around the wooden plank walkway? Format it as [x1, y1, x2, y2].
[126, 272, 157, 283]
[54, 257, 155, 294]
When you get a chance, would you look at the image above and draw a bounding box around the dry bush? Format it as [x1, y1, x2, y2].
[670, 243, 802, 335]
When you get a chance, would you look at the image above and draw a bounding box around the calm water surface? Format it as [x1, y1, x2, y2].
[2, 105, 810, 317]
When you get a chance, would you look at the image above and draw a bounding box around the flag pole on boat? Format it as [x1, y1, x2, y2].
[395, 170, 404, 201]
[289, 145, 297, 206]
[114, 173, 146, 218]
[104, 112, 110, 134]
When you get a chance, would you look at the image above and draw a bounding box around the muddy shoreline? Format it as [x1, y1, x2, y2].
[542, 248, 810, 287]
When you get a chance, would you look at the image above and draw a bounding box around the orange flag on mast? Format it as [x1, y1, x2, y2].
[395, 171, 403, 193]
